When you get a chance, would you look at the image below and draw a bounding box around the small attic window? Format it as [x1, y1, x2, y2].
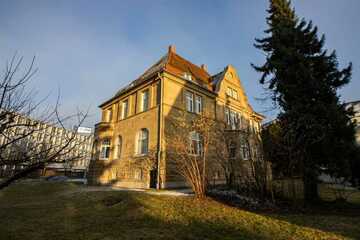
[183, 72, 192, 81]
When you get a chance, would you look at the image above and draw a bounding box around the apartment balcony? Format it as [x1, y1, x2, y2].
[94, 121, 112, 131]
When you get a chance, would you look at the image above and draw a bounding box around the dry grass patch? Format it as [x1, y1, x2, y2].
[0, 181, 359, 240]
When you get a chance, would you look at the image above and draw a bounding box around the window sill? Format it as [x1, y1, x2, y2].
[134, 153, 148, 158]
[226, 94, 238, 101]
[117, 106, 157, 122]
[188, 153, 203, 157]
[186, 110, 202, 115]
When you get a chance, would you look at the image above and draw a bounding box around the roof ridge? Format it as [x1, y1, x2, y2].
[100, 48, 212, 107]
[138, 53, 168, 79]
[167, 51, 210, 77]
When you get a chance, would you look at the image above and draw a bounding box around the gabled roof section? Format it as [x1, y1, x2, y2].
[210, 69, 226, 92]
[100, 45, 212, 107]
[210, 65, 265, 121]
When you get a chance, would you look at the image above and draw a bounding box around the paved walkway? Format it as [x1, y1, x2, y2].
[67, 185, 194, 197]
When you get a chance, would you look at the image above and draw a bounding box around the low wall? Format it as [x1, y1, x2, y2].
[273, 178, 304, 199]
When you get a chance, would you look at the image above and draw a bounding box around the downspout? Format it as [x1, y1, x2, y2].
[156, 72, 163, 189]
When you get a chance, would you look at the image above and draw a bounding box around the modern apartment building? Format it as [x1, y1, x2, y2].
[0, 111, 93, 178]
[88, 45, 265, 189]
[346, 100, 360, 145]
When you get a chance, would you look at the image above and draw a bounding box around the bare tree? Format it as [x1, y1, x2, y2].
[212, 123, 235, 188]
[167, 111, 216, 198]
[214, 118, 273, 201]
[246, 129, 273, 201]
[0, 55, 88, 190]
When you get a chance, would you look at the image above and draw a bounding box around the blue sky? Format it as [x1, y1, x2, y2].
[1, 0, 359, 127]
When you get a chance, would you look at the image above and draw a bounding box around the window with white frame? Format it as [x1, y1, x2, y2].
[229, 142, 236, 159]
[121, 99, 129, 119]
[226, 87, 232, 97]
[104, 108, 112, 122]
[240, 142, 250, 160]
[195, 95, 202, 114]
[225, 108, 230, 125]
[232, 89, 238, 100]
[116, 136, 122, 159]
[237, 113, 242, 129]
[183, 72, 192, 81]
[189, 131, 203, 156]
[100, 139, 111, 160]
[136, 129, 149, 155]
[185, 91, 194, 112]
[141, 89, 149, 112]
[230, 110, 237, 130]
[251, 120, 257, 133]
[245, 118, 250, 130]
[226, 87, 239, 100]
[108, 108, 113, 121]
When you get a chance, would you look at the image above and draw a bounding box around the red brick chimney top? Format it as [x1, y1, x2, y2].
[168, 45, 176, 53]
[201, 64, 207, 72]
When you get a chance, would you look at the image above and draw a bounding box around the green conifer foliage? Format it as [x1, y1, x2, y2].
[254, 0, 356, 203]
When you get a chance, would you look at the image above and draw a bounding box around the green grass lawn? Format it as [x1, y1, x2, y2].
[0, 181, 359, 240]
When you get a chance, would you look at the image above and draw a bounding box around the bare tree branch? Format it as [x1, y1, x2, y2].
[0, 54, 90, 190]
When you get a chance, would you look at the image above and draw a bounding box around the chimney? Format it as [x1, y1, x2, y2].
[168, 45, 176, 53]
[201, 64, 208, 72]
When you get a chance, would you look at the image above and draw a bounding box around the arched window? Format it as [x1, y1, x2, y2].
[189, 131, 203, 156]
[136, 129, 149, 155]
[100, 139, 111, 160]
[115, 136, 122, 159]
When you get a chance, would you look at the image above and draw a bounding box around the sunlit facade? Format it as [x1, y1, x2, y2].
[88, 45, 264, 189]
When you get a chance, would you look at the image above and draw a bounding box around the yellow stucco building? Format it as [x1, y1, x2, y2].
[87, 45, 264, 189]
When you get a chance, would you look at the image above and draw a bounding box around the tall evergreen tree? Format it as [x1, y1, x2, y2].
[253, 0, 355, 203]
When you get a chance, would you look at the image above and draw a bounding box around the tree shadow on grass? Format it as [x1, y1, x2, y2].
[2, 182, 358, 240]
[209, 194, 360, 240]
[0, 186, 286, 240]
[71, 191, 272, 240]
[264, 200, 360, 240]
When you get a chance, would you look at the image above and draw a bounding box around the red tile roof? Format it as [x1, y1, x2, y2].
[165, 51, 212, 90]
[100, 46, 213, 107]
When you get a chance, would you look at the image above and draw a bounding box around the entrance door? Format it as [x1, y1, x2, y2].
[149, 169, 157, 189]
